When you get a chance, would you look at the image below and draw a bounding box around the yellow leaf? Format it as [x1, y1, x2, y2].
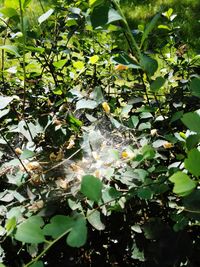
[102, 102, 110, 114]
[15, 147, 22, 155]
[89, 55, 99, 64]
[163, 142, 174, 149]
[49, 149, 64, 161]
[73, 61, 85, 70]
[121, 151, 129, 159]
[115, 64, 128, 71]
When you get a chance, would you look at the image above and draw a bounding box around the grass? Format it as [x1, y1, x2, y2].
[120, 0, 200, 51]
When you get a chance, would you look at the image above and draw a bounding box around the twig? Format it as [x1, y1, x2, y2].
[0, 131, 30, 176]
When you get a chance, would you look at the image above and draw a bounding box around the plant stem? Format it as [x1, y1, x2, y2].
[112, 0, 141, 61]
[19, 0, 27, 114]
[0, 131, 30, 176]
[24, 229, 72, 267]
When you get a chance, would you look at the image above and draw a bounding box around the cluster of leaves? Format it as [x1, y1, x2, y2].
[0, 0, 200, 266]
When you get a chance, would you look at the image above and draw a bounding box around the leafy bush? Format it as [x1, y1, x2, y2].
[0, 0, 200, 266]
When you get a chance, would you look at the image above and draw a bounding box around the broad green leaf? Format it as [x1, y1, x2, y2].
[170, 110, 184, 123]
[181, 111, 200, 133]
[190, 78, 200, 98]
[0, 45, 20, 57]
[38, 9, 54, 24]
[53, 59, 68, 69]
[66, 215, 87, 247]
[131, 115, 139, 128]
[140, 55, 158, 76]
[186, 134, 200, 150]
[4, 0, 19, 9]
[89, 55, 99, 64]
[87, 210, 105, 230]
[169, 171, 197, 197]
[73, 61, 85, 70]
[0, 7, 18, 18]
[150, 77, 166, 92]
[138, 122, 151, 130]
[15, 216, 45, 244]
[20, 149, 35, 160]
[112, 53, 140, 69]
[140, 13, 161, 48]
[91, 5, 123, 28]
[89, 0, 104, 8]
[137, 188, 153, 200]
[184, 148, 200, 177]
[0, 96, 14, 109]
[29, 261, 44, 267]
[141, 145, 155, 160]
[43, 215, 73, 239]
[183, 189, 200, 213]
[25, 46, 45, 53]
[81, 175, 102, 202]
[53, 88, 63, 95]
[76, 99, 97, 110]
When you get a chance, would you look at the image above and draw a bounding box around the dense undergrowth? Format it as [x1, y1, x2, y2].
[0, 0, 200, 266]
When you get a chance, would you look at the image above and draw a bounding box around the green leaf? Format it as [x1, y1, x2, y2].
[140, 55, 158, 76]
[76, 99, 97, 110]
[186, 134, 200, 150]
[170, 110, 184, 123]
[181, 111, 200, 133]
[183, 189, 200, 213]
[20, 149, 35, 160]
[0, 45, 20, 57]
[43, 215, 73, 239]
[190, 78, 200, 98]
[87, 210, 105, 230]
[89, 0, 104, 9]
[67, 215, 87, 247]
[5, 217, 16, 235]
[73, 61, 85, 70]
[140, 13, 161, 48]
[4, 0, 19, 9]
[91, 5, 123, 28]
[130, 115, 139, 128]
[15, 216, 45, 244]
[25, 46, 45, 53]
[81, 175, 103, 202]
[137, 188, 153, 199]
[0, 96, 15, 109]
[141, 145, 155, 160]
[150, 77, 166, 92]
[23, 0, 32, 9]
[184, 148, 200, 177]
[29, 261, 44, 267]
[38, 9, 54, 24]
[53, 59, 67, 69]
[112, 53, 140, 69]
[92, 86, 104, 104]
[0, 7, 18, 17]
[89, 55, 99, 64]
[169, 171, 197, 197]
